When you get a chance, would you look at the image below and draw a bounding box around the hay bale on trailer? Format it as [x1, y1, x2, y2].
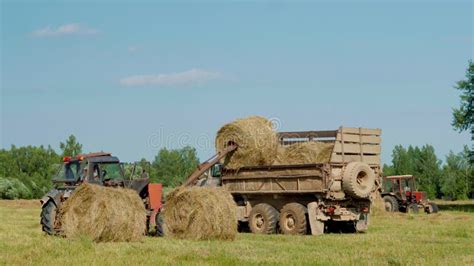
[56, 183, 146, 242]
[215, 116, 278, 169]
[276, 142, 334, 165]
[162, 187, 237, 240]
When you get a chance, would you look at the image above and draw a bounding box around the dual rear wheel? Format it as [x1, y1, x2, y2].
[248, 202, 368, 235]
[248, 203, 307, 235]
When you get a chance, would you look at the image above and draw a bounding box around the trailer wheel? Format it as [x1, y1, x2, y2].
[383, 196, 399, 212]
[40, 200, 57, 235]
[279, 203, 307, 235]
[342, 162, 375, 199]
[249, 203, 279, 234]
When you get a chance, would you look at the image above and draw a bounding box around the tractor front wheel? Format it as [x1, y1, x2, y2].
[426, 202, 439, 214]
[40, 200, 57, 235]
[383, 196, 399, 212]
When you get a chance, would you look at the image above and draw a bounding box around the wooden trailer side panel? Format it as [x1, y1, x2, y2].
[330, 127, 382, 167]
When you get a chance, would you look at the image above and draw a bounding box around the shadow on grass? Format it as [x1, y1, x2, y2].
[437, 203, 474, 213]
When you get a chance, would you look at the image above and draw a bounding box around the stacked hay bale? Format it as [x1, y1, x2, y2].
[162, 187, 237, 240]
[56, 183, 146, 242]
[215, 116, 278, 169]
[216, 116, 335, 167]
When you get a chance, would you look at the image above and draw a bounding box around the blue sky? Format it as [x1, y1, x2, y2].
[1, 0, 472, 164]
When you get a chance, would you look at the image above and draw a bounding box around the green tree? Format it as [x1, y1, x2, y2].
[151, 146, 199, 187]
[0, 145, 60, 198]
[382, 163, 395, 176]
[391, 145, 414, 175]
[123, 158, 152, 179]
[452, 60, 473, 133]
[414, 145, 442, 198]
[59, 135, 83, 157]
[441, 146, 472, 200]
[451, 60, 473, 167]
[0, 177, 32, 199]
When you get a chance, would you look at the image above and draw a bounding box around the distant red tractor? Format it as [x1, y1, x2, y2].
[40, 152, 164, 236]
[381, 175, 438, 214]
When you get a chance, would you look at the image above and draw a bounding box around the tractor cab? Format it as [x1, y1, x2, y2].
[383, 175, 419, 201]
[381, 175, 437, 214]
[54, 152, 125, 185]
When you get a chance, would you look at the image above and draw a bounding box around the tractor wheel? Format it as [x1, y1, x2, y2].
[383, 196, 399, 212]
[40, 200, 57, 235]
[155, 212, 164, 237]
[342, 162, 375, 199]
[249, 203, 279, 234]
[279, 203, 307, 235]
[426, 202, 439, 214]
[407, 204, 419, 214]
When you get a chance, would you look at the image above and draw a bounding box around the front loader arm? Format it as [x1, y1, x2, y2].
[182, 144, 237, 187]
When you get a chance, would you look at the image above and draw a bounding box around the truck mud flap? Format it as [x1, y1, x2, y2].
[307, 202, 325, 236]
[356, 213, 369, 232]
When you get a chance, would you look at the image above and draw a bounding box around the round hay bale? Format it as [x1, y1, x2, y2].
[216, 116, 278, 169]
[57, 183, 146, 242]
[162, 187, 237, 240]
[276, 142, 334, 165]
[272, 145, 289, 165]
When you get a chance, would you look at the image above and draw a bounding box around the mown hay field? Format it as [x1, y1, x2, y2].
[0, 200, 473, 265]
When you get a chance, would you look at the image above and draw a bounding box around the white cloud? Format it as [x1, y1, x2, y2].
[128, 46, 139, 53]
[32, 23, 98, 37]
[119, 69, 222, 87]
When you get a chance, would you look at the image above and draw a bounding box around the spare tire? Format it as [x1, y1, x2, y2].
[342, 162, 375, 199]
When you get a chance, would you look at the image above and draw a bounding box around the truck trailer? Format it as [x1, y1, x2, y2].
[185, 127, 382, 235]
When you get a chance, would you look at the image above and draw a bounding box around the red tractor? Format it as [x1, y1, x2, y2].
[40, 152, 164, 236]
[381, 175, 438, 214]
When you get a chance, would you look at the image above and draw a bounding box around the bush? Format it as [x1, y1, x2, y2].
[0, 177, 32, 199]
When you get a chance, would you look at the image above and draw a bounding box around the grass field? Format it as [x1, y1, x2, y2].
[0, 200, 473, 265]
